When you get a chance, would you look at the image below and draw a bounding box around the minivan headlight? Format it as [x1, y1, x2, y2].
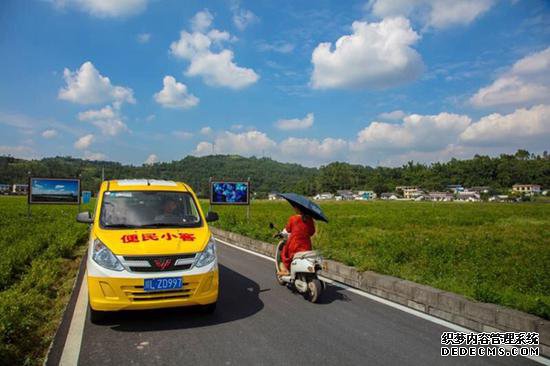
[92, 238, 124, 271]
[194, 237, 216, 268]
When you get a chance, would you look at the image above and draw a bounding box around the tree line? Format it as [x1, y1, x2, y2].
[0, 150, 548, 197]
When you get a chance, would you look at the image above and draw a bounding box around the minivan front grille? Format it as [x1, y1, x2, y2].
[122, 253, 196, 273]
[121, 280, 200, 302]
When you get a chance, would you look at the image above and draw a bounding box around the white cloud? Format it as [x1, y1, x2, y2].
[145, 114, 155, 122]
[78, 105, 129, 136]
[78, 105, 116, 121]
[354, 112, 471, 151]
[84, 151, 107, 161]
[154, 76, 199, 109]
[74, 134, 94, 150]
[200, 126, 213, 135]
[275, 113, 314, 130]
[460, 104, 550, 146]
[52, 0, 148, 18]
[173, 131, 194, 139]
[189, 104, 550, 166]
[41, 129, 58, 139]
[257, 41, 294, 54]
[137, 33, 151, 43]
[280, 137, 349, 160]
[231, 5, 259, 31]
[191, 9, 213, 32]
[378, 110, 406, 121]
[170, 10, 259, 89]
[310, 17, 423, 90]
[59, 61, 135, 106]
[367, 0, 494, 29]
[144, 153, 158, 165]
[0, 145, 33, 157]
[194, 130, 276, 156]
[470, 47, 550, 109]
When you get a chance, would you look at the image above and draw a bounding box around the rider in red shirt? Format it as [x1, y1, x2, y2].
[278, 206, 316, 275]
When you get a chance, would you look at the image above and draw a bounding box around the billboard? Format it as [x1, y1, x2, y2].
[29, 178, 81, 204]
[210, 181, 249, 205]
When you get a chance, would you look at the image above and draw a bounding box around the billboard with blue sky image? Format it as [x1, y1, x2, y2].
[29, 178, 80, 204]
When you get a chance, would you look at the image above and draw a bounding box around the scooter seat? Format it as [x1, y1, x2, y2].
[293, 250, 320, 259]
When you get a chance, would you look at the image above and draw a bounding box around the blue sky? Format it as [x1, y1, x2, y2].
[0, 0, 549, 167]
[31, 178, 79, 195]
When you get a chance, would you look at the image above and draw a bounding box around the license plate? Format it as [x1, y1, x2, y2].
[144, 277, 183, 292]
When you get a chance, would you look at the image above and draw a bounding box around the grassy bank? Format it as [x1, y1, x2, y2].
[207, 200, 550, 319]
[0, 196, 92, 365]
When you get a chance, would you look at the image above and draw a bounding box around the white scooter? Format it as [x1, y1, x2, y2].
[269, 223, 325, 303]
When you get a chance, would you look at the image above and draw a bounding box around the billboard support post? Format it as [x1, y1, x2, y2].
[27, 172, 31, 219]
[246, 177, 251, 221]
[77, 174, 82, 214]
[208, 177, 212, 214]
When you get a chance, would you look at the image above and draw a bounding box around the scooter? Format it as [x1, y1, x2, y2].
[269, 223, 325, 303]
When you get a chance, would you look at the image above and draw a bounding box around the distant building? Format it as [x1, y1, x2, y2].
[469, 186, 491, 194]
[314, 192, 334, 200]
[336, 190, 354, 200]
[456, 191, 480, 201]
[396, 186, 423, 200]
[356, 191, 376, 200]
[268, 193, 279, 200]
[489, 195, 510, 202]
[512, 184, 541, 195]
[12, 184, 29, 195]
[380, 192, 398, 200]
[447, 184, 464, 193]
[428, 192, 454, 201]
[0, 184, 10, 194]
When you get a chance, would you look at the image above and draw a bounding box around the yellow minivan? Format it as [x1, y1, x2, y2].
[77, 179, 219, 323]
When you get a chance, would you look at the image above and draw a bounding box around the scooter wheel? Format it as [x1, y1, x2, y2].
[306, 279, 322, 303]
[276, 274, 286, 286]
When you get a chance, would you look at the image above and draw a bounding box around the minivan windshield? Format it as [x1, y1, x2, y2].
[100, 191, 202, 229]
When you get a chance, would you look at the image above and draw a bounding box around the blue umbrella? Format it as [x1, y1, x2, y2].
[278, 193, 329, 223]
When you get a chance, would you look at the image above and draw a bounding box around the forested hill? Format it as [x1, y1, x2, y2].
[0, 155, 317, 196]
[0, 150, 548, 196]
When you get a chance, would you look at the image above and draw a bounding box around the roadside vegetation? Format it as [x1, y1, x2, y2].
[0, 197, 92, 365]
[209, 200, 550, 320]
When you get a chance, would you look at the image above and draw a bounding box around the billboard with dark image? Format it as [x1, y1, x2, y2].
[210, 181, 249, 205]
[29, 178, 80, 204]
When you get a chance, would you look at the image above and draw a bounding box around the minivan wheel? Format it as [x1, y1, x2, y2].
[89, 305, 108, 324]
[200, 302, 217, 314]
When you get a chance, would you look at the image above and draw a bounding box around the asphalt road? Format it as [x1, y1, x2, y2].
[56, 241, 539, 366]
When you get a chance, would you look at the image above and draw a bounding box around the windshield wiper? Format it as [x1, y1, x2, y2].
[102, 224, 143, 228]
[138, 223, 198, 228]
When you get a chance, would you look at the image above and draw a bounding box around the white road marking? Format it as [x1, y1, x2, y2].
[215, 237, 550, 365]
[59, 270, 88, 366]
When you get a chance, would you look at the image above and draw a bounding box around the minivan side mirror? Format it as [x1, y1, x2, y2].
[76, 211, 94, 224]
[205, 211, 219, 222]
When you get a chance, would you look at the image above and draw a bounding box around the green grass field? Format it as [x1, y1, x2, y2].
[1, 197, 548, 363]
[207, 200, 550, 320]
[0, 196, 92, 365]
